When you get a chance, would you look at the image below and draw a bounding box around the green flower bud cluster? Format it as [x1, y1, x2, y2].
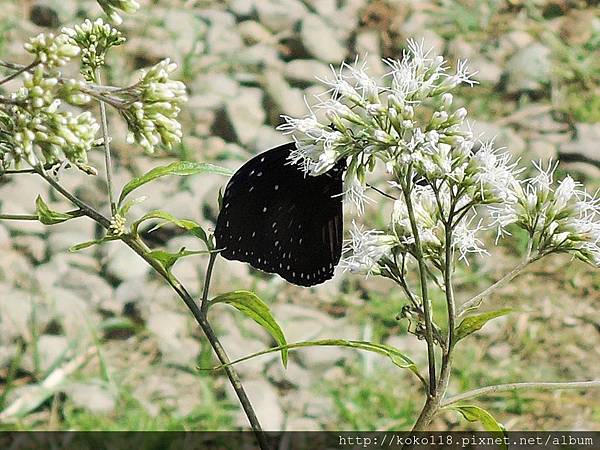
[24, 32, 80, 69]
[1, 67, 99, 168]
[62, 18, 126, 82]
[119, 59, 187, 153]
[97, 0, 140, 25]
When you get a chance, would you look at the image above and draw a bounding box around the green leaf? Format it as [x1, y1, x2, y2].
[210, 290, 289, 367]
[69, 235, 118, 252]
[203, 337, 424, 385]
[132, 210, 209, 247]
[147, 248, 212, 271]
[456, 308, 513, 342]
[447, 404, 507, 448]
[118, 161, 232, 206]
[118, 196, 146, 216]
[35, 196, 74, 225]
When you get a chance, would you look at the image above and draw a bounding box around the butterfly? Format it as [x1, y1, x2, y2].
[214, 142, 345, 287]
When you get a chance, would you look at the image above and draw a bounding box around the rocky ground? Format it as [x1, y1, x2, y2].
[0, 0, 599, 432]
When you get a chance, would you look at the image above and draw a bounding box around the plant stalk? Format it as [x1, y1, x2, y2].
[95, 69, 117, 216]
[442, 380, 600, 407]
[400, 176, 436, 396]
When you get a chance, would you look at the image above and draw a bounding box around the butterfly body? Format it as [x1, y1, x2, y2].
[215, 142, 344, 287]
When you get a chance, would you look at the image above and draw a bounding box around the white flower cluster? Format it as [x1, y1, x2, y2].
[1, 67, 98, 168]
[62, 18, 125, 81]
[340, 221, 398, 276]
[97, 0, 140, 25]
[278, 39, 476, 213]
[119, 59, 187, 153]
[281, 40, 600, 276]
[24, 32, 80, 69]
[491, 162, 600, 267]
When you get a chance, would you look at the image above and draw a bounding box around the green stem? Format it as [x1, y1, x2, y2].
[201, 252, 218, 314]
[442, 380, 600, 407]
[94, 69, 117, 216]
[0, 213, 38, 221]
[0, 60, 38, 85]
[400, 173, 436, 396]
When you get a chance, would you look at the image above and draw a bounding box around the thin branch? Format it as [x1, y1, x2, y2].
[0, 209, 84, 221]
[441, 380, 600, 407]
[457, 253, 543, 317]
[37, 168, 111, 228]
[94, 69, 117, 216]
[400, 172, 437, 396]
[367, 183, 398, 200]
[0, 61, 38, 85]
[0, 213, 38, 221]
[200, 252, 218, 315]
[1, 168, 36, 175]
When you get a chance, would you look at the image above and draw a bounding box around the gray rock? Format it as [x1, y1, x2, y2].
[237, 20, 277, 45]
[236, 43, 283, 68]
[60, 268, 113, 310]
[0, 223, 9, 248]
[468, 121, 526, 156]
[49, 286, 99, 336]
[206, 17, 244, 55]
[528, 140, 557, 162]
[505, 43, 551, 93]
[266, 360, 312, 388]
[251, 125, 288, 154]
[0, 286, 32, 342]
[355, 30, 385, 76]
[303, 0, 337, 18]
[106, 244, 149, 281]
[0, 344, 18, 368]
[0, 249, 33, 286]
[230, 379, 284, 430]
[225, 87, 267, 145]
[256, 0, 307, 32]
[560, 123, 600, 166]
[400, 12, 445, 56]
[229, 0, 255, 17]
[46, 216, 96, 253]
[470, 56, 502, 85]
[36, 334, 69, 373]
[64, 381, 116, 414]
[12, 235, 46, 263]
[284, 59, 332, 85]
[301, 14, 346, 64]
[263, 69, 307, 118]
[146, 306, 200, 366]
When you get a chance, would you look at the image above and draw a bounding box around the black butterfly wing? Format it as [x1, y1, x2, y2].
[214, 142, 344, 287]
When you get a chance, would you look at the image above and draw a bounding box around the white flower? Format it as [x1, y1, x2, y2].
[97, 0, 140, 24]
[454, 217, 488, 263]
[340, 221, 397, 275]
[24, 32, 79, 69]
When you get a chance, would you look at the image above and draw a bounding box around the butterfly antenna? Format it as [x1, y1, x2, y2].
[367, 183, 398, 200]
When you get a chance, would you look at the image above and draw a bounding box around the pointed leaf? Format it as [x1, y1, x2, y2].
[210, 290, 288, 367]
[147, 248, 212, 271]
[118, 196, 147, 216]
[118, 161, 232, 205]
[203, 338, 425, 385]
[35, 196, 74, 225]
[69, 235, 118, 252]
[447, 404, 507, 448]
[132, 210, 208, 246]
[456, 308, 513, 342]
